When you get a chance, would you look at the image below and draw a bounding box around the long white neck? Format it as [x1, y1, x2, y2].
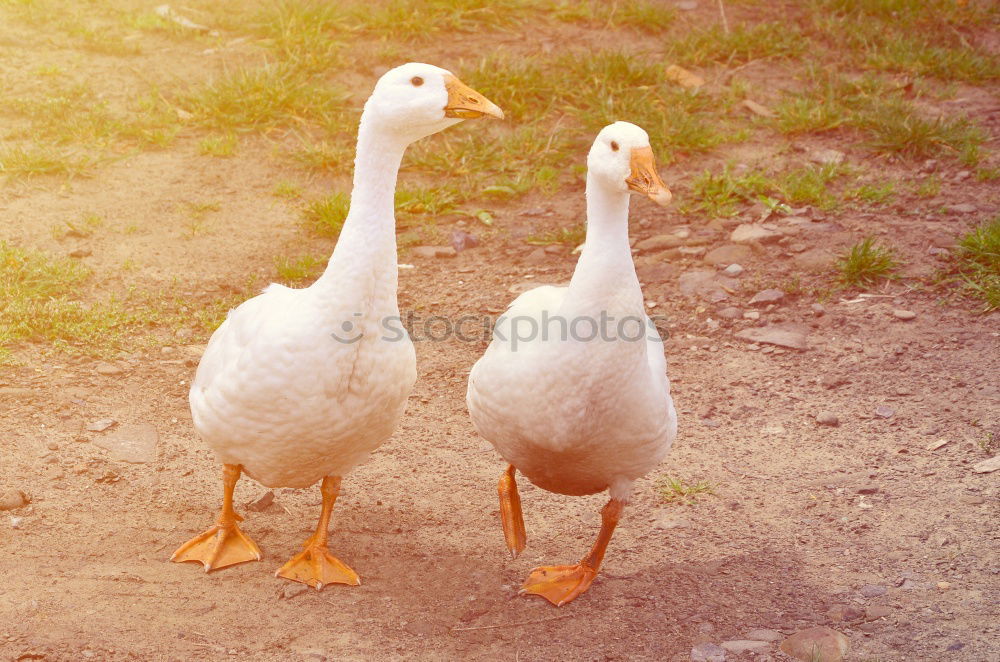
[313, 113, 408, 303]
[563, 171, 642, 315]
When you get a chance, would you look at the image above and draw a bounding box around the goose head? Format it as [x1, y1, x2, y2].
[364, 62, 504, 142]
[587, 122, 672, 206]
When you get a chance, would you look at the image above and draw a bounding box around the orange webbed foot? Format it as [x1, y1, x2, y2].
[171, 520, 262, 572]
[520, 563, 597, 607]
[275, 543, 360, 589]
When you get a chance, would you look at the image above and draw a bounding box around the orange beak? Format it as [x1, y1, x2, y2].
[443, 75, 504, 120]
[625, 146, 672, 207]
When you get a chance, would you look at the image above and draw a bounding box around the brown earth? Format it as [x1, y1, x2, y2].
[2, 2, 1000, 662]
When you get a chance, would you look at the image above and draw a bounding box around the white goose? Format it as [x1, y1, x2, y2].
[467, 122, 677, 606]
[172, 63, 503, 589]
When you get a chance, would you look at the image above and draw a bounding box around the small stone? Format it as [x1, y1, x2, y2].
[859, 584, 887, 598]
[936, 581, 951, 590]
[743, 311, 760, 321]
[86, 418, 117, 432]
[820, 374, 846, 389]
[816, 412, 840, 427]
[636, 234, 684, 252]
[95, 362, 123, 376]
[746, 629, 782, 642]
[926, 439, 950, 451]
[721, 263, 744, 277]
[246, 490, 275, 512]
[865, 605, 892, 620]
[789, 242, 807, 253]
[160, 345, 175, 355]
[946, 642, 966, 651]
[826, 604, 864, 622]
[0, 489, 29, 511]
[972, 455, 1000, 473]
[749, 289, 784, 306]
[959, 494, 985, 505]
[717, 307, 742, 320]
[523, 247, 547, 265]
[411, 245, 457, 259]
[734, 326, 808, 350]
[676, 0, 698, 9]
[810, 148, 846, 165]
[450, 230, 478, 253]
[731, 224, 781, 244]
[892, 309, 916, 320]
[900, 578, 927, 591]
[704, 244, 752, 266]
[874, 405, 895, 419]
[780, 627, 849, 662]
[946, 203, 975, 213]
[721, 640, 771, 654]
[810, 303, 825, 316]
[741, 99, 775, 118]
[690, 642, 727, 662]
[69, 248, 93, 258]
[794, 248, 835, 273]
[92, 423, 159, 464]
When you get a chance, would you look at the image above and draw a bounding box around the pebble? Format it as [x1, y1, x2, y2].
[717, 306, 742, 320]
[92, 423, 159, 464]
[676, 0, 698, 10]
[721, 640, 771, 654]
[946, 202, 975, 213]
[690, 642, 727, 662]
[704, 244, 751, 266]
[810, 148, 845, 165]
[746, 629, 782, 642]
[959, 494, 985, 505]
[95, 362, 123, 376]
[826, 604, 863, 622]
[811, 303, 825, 316]
[86, 419, 118, 432]
[780, 627, 849, 662]
[874, 405, 895, 419]
[749, 289, 784, 306]
[743, 311, 760, 320]
[734, 325, 807, 350]
[0, 489, 29, 511]
[411, 245, 457, 259]
[926, 439, 950, 451]
[731, 223, 781, 244]
[865, 605, 892, 620]
[721, 263, 744, 277]
[653, 512, 692, 530]
[892, 309, 916, 320]
[972, 455, 1000, 473]
[635, 234, 684, 252]
[820, 374, 846, 389]
[523, 247, 548, 265]
[246, 490, 275, 512]
[816, 412, 840, 427]
[859, 584, 887, 598]
[69, 248, 93, 258]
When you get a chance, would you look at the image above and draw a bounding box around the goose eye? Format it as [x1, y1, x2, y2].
[610, 141, 619, 151]
[411, 76, 424, 87]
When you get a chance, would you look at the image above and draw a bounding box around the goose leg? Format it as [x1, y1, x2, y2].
[276, 475, 360, 589]
[498, 464, 527, 558]
[171, 463, 262, 571]
[520, 498, 623, 607]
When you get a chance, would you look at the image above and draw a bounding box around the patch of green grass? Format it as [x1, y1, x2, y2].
[836, 237, 900, 287]
[847, 180, 895, 206]
[975, 167, 999, 182]
[273, 180, 303, 198]
[667, 21, 807, 66]
[686, 166, 771, 217]
[303, 192, 350, 237]
[948, 216, 1000, 311]
[865, 34, 1000, 82]
[977, 430, 998, 455]
[773, 95, 848, 135]
[859, 102, 985, 162]
[274, 254, 324, 284]
[177, 63, 350, 131]
[253, 1, 352, 72]
[0, 145, 93, 178]
[293, 138, 355, 174]
[525, 224, 586, 247]
[51, 213, 104, 240]
[346, 0, 530, 39]
[658, 476, 714, 506]
[778, 163, 846, 210]
[547, 0, 676, 32]
[915, 175, 941, 198]
[395, 185, 459, 221]
[198, 134, 237, 157]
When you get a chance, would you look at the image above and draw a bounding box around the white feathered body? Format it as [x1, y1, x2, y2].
[190, 272, 415, 488]
[467, 282, 676, 501]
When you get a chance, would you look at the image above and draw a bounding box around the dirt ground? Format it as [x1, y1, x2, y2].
[2, 2, 1000, 662]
